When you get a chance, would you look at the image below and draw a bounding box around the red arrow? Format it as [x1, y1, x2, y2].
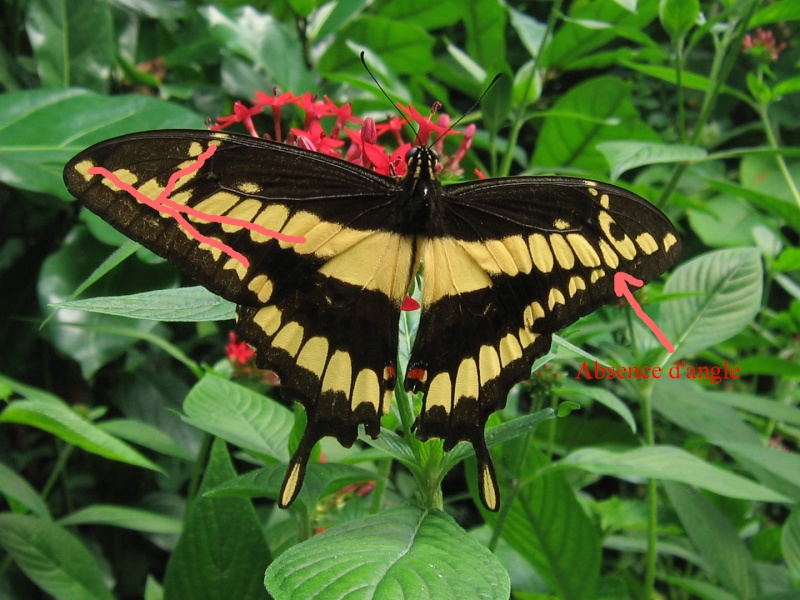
[614, 272, 674, 353]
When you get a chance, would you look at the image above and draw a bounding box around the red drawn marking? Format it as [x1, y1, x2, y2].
[88, 144, 305, 269]
[401, 296, 420, 311]
[613, 272, 674, 353]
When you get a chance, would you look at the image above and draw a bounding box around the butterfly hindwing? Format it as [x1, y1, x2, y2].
[406, 176, 681, 509]
[64, 130, 415, 506]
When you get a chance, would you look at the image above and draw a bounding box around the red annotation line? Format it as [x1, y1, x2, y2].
[614, 272, 675, 353]
[88, 144, 305, 268]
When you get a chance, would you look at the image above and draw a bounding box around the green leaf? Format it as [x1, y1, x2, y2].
[736, 356, 800, 379]
[380, 0, 463, 30]
[560, 381, 636, 433]
[542, 1, 658, 70]
[59, 505, 182, 534]
[665, 483, 760, 598]
[55, 287, 236, 323]
[25, 0, 113, 91]
[703, 178, 800, 233]
[0, 461, 51, 519]
[508, 8, 547, 60]
[0, 89, 203, 198]
[318, 16, 435, 76]
[687, 195, 772, 248]
[659, 0, 699, 41]
[265, 506, 510, 600]
[784, 509, 800, 581]
[462, 0, 507, 73]
[560, 446, 789, 502]
[749, 0, 800, 27]
[662, 248, 763, 360]
[478, 446, 600, 600]
[182, 375, 293, 462]
[163, 438, 271, 599]
[596, 141, 707, 179]
[0, 399, 162, 472]
[0, 514, 114, 600]
[199, 5, 314, 94]
[773, 76, 800, 98]
[98, 419, 193, 460]
[39, 226, 178, 379]
[532, 76, 658, 174]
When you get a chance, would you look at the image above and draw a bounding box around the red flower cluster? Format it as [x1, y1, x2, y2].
[743, 28, 787, 62]
[225, 332, 280, 385]
[210, 90, 475, 179]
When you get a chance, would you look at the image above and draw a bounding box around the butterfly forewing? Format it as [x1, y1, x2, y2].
[64, 130, 680, 512]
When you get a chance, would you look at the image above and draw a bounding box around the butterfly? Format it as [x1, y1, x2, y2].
[63, 129, 680, 511]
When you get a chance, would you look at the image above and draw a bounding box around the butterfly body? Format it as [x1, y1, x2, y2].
[64, 130, 680, 511]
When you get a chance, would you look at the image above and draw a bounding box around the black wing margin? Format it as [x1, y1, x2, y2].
[406, 176, 681, 510]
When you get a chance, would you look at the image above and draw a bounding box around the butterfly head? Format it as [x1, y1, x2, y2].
[406, 146, 440, 182]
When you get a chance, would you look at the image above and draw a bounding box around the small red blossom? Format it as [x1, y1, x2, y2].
[225, 332, 280, 386]
[743, 28, 787, 62]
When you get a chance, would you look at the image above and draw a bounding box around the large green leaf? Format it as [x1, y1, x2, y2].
[531, 76, 658, 175]
[541, 1, 659, 70]
[25, 0, 113, 91]
[0, 89, 203, 197]
[596, 141, 707, 180]
[55, 287, 236, 323]
[666, 483, 760, 598]
[560, 446, 788, 502]
[0, 514, 114, 600]
[0, 461, 51, 519]
[462, 0, 507, 73]
[59, 505, 183, 534]
[265, 505, 510, 600]
[182, 375, 293, 462]
[662, 248, 763, 360]
[199, 5, 314, 94]
[0, 398, 162, 472]
[318, 16, 435, 76]
[163, 438, 271, 600]
[784, 509, 800, 581]
[39, 226, 178, 379]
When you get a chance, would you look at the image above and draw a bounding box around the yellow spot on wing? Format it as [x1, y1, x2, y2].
[105, 168, 138, 190]
[272, 321, 305, 357]
[518, 327, 538, 348]
[280, 210, 320, 245]
[598, 239, 619, 268]
[353, 369, 380, 412]
[600, 193, 610, 208]
[252, 205, 290, 243]
[247, 274, 274, 302]
[280, 463, 302, 507]
[481, 465, 498, 511]
[598, 211, 636, 260]
[549, 234, 575, 269]
[192, 192, 239, 222]
[530, 302, 545, 322]
[479, 345, 501, 387]
[322, 350, 352, 394]
[590, 268, 605, 283]
[188, 142, 204, 157]
[554, 219, 571, 230]
[237, 182, 262, 194]
[454, 358, 479, 402]
[499, 333, 523, 367]
[636, 232, 659, 255]
[253, 305, 282, 336]
[567, 234, 601, 267]
[223, 199, 262, 233]
[223, 258, 248, 280]
[529, 234, 554, 273]
[296, 336, 329, 376]
[548, 288, 566, 310]
[568, 275, 586, 297]
[427, 373, 452, 411]
[139, 179, 165, 203]
[663, 232, 678, 252]
[75, 160, 96, 182]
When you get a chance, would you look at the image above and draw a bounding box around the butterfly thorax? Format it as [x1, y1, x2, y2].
[401, 146, 443, 233]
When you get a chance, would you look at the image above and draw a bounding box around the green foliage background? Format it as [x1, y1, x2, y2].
[1, 0, 799, 599]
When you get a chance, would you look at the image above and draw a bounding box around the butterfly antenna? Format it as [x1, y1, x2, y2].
[359, 51, 419, 144]
[432, 73, 503, 147]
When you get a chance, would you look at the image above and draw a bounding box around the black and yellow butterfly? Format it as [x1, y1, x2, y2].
[63, 130, 680, 511]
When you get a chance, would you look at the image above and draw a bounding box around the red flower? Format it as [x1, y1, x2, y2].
[743, 28, 787, 62]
